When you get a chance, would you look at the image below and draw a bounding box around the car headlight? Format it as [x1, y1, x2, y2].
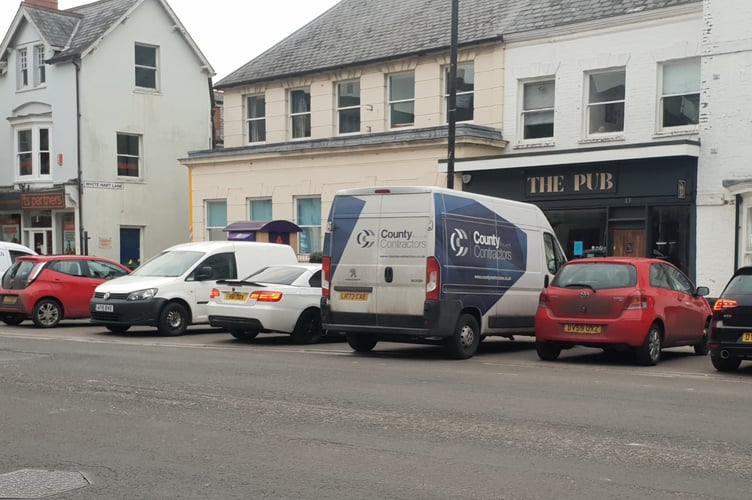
[126, 288, 158, 301]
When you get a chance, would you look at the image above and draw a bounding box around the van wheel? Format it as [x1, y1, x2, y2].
[1, 314, 24, 326]
[635, 323, 662, 366]
[33, 299, 62, 328]
[230, 329, 259, 341]
[445, 313, 480, 360]
[105, 325, 130, 334]
[290, 308, 323, 344]
[536, 341, 561, 361]
[346, 333, 377, 353]
[158, 302, 188, 336]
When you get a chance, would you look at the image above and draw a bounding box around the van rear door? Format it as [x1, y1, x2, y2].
[329, 191, 431, 326]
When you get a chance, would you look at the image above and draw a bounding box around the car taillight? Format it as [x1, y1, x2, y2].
[426, 256, 440, 301]
[209, 288, 220, 299]
[322, 256, 331, 298]
[250, 290, 283, 302]
[713, 298, 738, 311]
[626, 292, 648, 310]
[538, 292, 549, 309]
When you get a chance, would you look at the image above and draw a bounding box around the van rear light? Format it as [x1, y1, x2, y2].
[625, 292, 648, 310]
[426, 256, 440, 301]
[250, 290, 283, 302]
[322, 256, 331, 297]
[209, 288, 220, 299]
[713, 298, 738, 311]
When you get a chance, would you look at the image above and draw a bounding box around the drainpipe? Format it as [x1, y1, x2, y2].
[735, 194, 741, 271]
[73, 58, 86, 255]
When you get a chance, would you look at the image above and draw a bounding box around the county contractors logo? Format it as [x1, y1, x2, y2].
[450, 228, 469, 257]
[356, 229, 375, 248]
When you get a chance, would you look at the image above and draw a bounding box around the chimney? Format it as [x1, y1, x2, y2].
[23, 0, 59, 10]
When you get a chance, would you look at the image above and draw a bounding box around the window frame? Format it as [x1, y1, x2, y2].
[296, 196, 322, 255]
[388, 71, 415, 128]
[15, 125, 52, 179]
[34, 44, 46, 86]
[249, 198, 273, 222]
[289, 87, 311, 139]
[585, 69, 626, 136]
[134, 43, 159, 91]
[206, 200, 228, 241]
[17, 47, 29, 90]
[443, 61, 475, 123]
[521, 79, 555, 141]
[116, 133, 142, 178]
[658, 59, 700, 132]
[246, 94, 266, 143]
[336, 79, 361, 135]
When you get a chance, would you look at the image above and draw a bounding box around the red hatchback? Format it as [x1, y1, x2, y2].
[535, 257, 712, 366]
[0, 255, 130, 328]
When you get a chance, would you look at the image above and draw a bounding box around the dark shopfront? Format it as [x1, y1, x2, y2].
[464, 156, 697, 277]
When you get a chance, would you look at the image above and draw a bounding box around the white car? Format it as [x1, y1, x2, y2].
[207, 263, 324, 344]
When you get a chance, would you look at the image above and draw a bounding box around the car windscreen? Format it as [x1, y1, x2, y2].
[130, 250, 204, 277]
[552, 262, 637, 290]
[2, 260, 39, 289]
[243, 266, 305, 285]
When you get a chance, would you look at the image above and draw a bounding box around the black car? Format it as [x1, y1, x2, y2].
[709, 267, 752, 371]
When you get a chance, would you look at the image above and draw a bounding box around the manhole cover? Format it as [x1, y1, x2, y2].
[0, 469, 89, 498]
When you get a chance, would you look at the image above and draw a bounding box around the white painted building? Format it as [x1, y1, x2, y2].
[0, 0, 213, 264]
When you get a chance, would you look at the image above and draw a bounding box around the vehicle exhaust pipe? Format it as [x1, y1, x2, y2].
[720, 349, 730, 359]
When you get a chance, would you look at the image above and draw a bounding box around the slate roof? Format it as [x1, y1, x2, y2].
[216, 0, 701, 89]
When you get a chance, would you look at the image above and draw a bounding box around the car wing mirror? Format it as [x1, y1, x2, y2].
[695, 286, 710, 297]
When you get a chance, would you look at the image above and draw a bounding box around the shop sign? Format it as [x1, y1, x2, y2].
[526, 171, 616, 196]
[21, 191, 66, 209]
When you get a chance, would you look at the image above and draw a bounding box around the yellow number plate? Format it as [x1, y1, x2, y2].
[224, 292, 248, 301]
[340, 292, 369, 301]
[742, 332, 752, 343]
[2, 296, 16, 304]
[563, 323, 602, 334]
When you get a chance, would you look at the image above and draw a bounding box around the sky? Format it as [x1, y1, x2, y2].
[1, 0, 342, 81]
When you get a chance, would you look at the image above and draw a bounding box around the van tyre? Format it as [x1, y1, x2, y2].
[536, 341, 561, 361]
[445, 313, 480, 360]
[230, 329, 259, 341]
[1, 314, 24, 326]
[158, 302, 188, 336]
[711, 353, 741, 372]
[33, 299, 62, 328]
[346, 333, 377, 353]
[635, 323, 662, 366]
[290, 308, 323, 344]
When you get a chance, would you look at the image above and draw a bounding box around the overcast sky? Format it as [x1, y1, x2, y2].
[2, 0, 342, 81]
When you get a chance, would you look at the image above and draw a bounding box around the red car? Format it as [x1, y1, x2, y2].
[535, 257, 712, 366]
[0, 255, 130, 328]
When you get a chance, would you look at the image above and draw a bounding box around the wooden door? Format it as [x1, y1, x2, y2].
[612, 229, 646, 257]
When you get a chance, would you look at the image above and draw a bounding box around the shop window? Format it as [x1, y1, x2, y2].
[650, 206, 689, 273]
[206, 200, 227, 241]
[444, 61, 474, 122]
[586, 70, 625, 135]
[296, 197, 321, 254]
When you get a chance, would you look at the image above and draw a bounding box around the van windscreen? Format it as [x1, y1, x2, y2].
[130, 251, 204, 277]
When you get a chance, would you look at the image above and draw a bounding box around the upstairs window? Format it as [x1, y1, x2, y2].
[586, 70, 625, 135]
[389, 72, 415, 128]
[116, 133, 141, 177]
[337, 80, 361, 134]
[661, 59, 700, 129]
[290, 88, 311, 139]
[135, 44, 158, 89]
[522, 80, 555, 140]
[246, 95, 266, 143]
[17, 130, 32, 176]
[17, 48, 29, 89]
[444, 61, 474, 122]
[34, 45, 46, 85]
[15, 126, 51, 178]
[39, 129, 50, 175]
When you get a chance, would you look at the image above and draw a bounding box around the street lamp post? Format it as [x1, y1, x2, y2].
[447, 0, 459, 189]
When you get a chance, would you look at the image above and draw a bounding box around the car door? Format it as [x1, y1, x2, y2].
[664, 264, 707, 343]
[48, 259, 95, 317]
[188, 252, 237, 323]
[648, 263, 683, 342]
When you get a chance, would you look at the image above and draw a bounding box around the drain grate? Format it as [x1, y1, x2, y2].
[0, 469, 90, 499]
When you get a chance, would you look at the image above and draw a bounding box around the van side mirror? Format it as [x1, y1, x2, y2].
[544, 275, 550, 288]
[195, 266, 213, 281]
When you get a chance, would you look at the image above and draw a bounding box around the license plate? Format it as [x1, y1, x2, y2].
[563, 323, 602, 334]
[95, 303, 114, 312]
[340, 292, 369, 301]
[2, 296, 17, 304]
[742, 332, 752, 343]
[224, 292, 248, 301]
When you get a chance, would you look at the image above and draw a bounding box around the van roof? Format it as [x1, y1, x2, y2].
[163, 241, 294, 253]
[0, 241, 36, 254]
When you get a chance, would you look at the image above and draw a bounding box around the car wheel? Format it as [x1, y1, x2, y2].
[635, 323, 662, 366]
[346, 332, 377, 353]
[1, 314, 24, 326]
[444, 313, 480, 360]
[158, 302, 188, 336]
[693, 323, 710, 355]
[32, 299, 62, 328]
[105, 325, 130, 334]
[711, 353, 742, 372]
[229, 329, 259, 341]
[290, 308, 323, 344]
[536, 341, 561, 361]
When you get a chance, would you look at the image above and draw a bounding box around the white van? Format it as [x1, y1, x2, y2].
[320, 186, 567, 359]
[0, 241, 36, 276]
[90, 241, 298, 335]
